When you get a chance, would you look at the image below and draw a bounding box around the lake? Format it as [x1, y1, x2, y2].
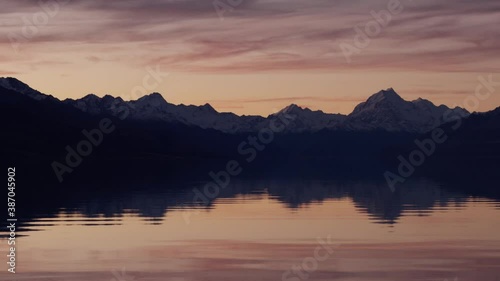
[1, 179, 499, 281]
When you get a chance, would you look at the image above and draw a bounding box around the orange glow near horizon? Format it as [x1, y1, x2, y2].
[8, 71, 500, 116]
[1, 0, 499, 116]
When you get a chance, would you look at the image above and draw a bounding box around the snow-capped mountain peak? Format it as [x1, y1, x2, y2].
[0, 77, 49, 101]
[0, 78, 472, 134]
[369, 88, 402, 102]
[347, 88, 469, 133]
[199, 103, 218, 114]
[135, 92, 167, 107]
[269, 104, 346, 132]
[352, 88, 405, 115]
[275, 103, 307, 115]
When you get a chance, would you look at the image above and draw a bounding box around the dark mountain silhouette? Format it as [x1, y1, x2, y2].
[418, 107, 500, 187]
[0, 77, 499, 196]
[1, 77, 468, 134]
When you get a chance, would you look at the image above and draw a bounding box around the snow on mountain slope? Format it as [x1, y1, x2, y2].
[267, 104, 346, 133]
[126, 93, 267, 132]
[0, 77, 471, 134]
[64, 92, 265, 133]
[345, 88, 470, 133]
[0, 77, 52, 101]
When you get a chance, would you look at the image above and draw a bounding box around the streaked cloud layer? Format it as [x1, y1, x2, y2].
[1, 0, 499, 114]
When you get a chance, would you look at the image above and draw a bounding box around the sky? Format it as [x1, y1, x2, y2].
[1, 0, 499, 116]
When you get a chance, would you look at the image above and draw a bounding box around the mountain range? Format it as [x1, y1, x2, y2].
[0, 77, 470, 134]
[1, 77, 499, 188]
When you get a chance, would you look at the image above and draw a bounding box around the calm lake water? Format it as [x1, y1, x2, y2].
[1, 179, 500, 281]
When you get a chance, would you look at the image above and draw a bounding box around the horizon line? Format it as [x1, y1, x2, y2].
[0, 76, 486, 117]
